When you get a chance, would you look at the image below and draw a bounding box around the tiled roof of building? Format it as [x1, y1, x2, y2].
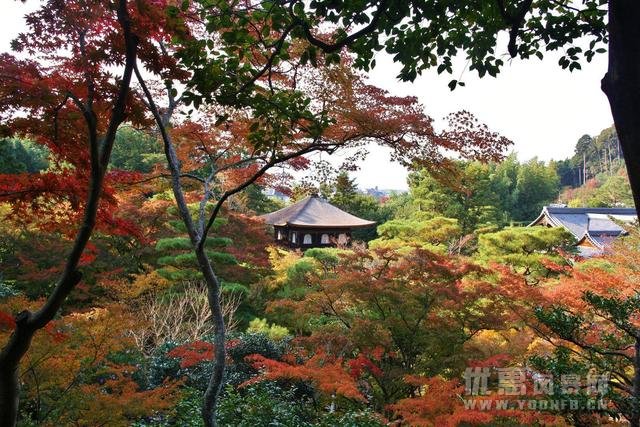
[261, 195, 376, 228]
[529, 206, 636, 250]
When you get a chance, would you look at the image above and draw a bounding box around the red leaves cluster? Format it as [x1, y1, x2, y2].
[388, 375, 561, 427]
[167, 340, 214, 369]
[348, 354, 383, 379]
[0, 170, 144, 240]
[244, 351, 365, 401]
[0, 311, 16, 330]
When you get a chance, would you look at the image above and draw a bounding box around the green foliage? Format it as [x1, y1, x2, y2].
[528, 347, 601, 421]
[284, 258, 317, 287]
[477, 226, 575, 281]
[189, 0, 607, 87]
[138, 342, 183, 390]
[303, 247, 346, 269]
[317, 410, 385, 427]
[155, 214, 237, 282]
[562, 167, 634, 208]
[0, 138, 49, 173]
[111, 126, 163, 173]
[242, 185, 286, 215]
[266, 248, 352, 307]
[396, 156, 560, 233]
[217, 383, 315, 426]
[371, 216, 461, 252]
[216, 381, 384, 427]
[0, 281, 19, 299]
[161, 387, 204, 427]
[566, 127, 624, 186]
[511, 158, 560, 221]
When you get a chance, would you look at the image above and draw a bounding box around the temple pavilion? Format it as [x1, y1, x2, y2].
[261, 195, 375, 249]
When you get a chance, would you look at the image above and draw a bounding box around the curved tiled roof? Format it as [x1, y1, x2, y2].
[529, 206, 637, 253]
[261, 195, 376, 228]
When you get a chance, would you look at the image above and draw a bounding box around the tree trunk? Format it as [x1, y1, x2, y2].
[630, 336, 640, 427]
[196, 248, 226, 427]
[0, 2, 136, 424]
[602, 0, 640, 218]
[134, 65, 228, 427]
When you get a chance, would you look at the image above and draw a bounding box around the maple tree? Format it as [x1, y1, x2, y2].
[0, 0, 200, 423]
[524, 229, 640, 426]
[0, 1, 142, 423]
[264, 246, 508, 410]
[201, 0, 640, 222]
[0, 296, 180, 426]
[128, 3, 512, 420]
[4, 1, 629, 426]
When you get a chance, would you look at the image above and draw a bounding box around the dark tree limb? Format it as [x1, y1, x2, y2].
[0, 2, 138, 425]
[601, 0, 640, 221]
[134, 63, 227, 427]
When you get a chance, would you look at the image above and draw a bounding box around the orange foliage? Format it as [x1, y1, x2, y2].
[0, 299, 181, 425]
[388, 376, 565, 427]
[244, 351, 365, 401]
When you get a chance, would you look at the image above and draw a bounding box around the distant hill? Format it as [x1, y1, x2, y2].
[553, 125, 624, 189]
[555, 126, 634, 208]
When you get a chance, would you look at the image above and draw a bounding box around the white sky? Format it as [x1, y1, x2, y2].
[1, 2, 614, 191]
[358, 50, 613, 190]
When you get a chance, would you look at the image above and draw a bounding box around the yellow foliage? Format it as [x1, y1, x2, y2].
[465, 328, 536, 363]
[7, 303, 180, 426]
[247, 317, 290, 341]
[265, 246, 303, 290]
[107, 267, 171, 300]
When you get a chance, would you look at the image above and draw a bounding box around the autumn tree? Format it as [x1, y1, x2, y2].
[0, 1, 143, 423]
[203, 0, 640, 218]
[0, 0, 199, 423]
[0, 298, 180, 426]
[130, 3, 512, 421]
[266, 247, 507, 409]
[525, 229, 640, 426]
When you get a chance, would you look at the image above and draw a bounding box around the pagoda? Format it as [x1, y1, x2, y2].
[261, 195, 375, 248]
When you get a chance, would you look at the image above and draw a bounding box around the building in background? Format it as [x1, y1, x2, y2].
[529, 206, 637, 255]
[261, 195, 375, 249]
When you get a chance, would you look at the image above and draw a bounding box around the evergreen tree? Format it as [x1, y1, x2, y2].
[111, 126, 163, 173]
[0, 138, 49, 173]
[512, 158, 560, 222]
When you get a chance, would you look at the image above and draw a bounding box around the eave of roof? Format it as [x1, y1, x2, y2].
[260, 195, 376, 228]
[529, 206, 636, 240]
[576, 232, 604, 249]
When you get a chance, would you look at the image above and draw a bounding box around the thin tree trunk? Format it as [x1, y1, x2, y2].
[134, 65, 227, 427]
[196, 249, 226, 427]
[602, 0, 640, 217]
[0, 2, 137, 425]
[631, 337, 640, 427]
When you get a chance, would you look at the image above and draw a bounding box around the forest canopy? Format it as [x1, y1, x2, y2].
[0, 1, 638, 427]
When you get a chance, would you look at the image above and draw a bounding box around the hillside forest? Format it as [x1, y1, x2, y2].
[1, 2, 639, 427]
